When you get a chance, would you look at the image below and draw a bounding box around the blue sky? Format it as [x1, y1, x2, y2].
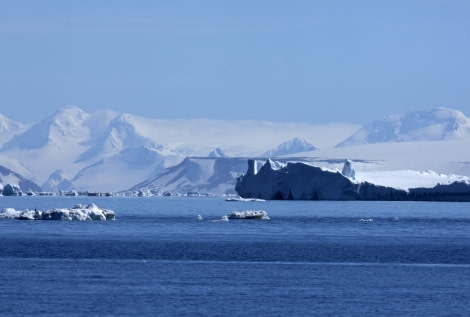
[1, 0, 469, 124]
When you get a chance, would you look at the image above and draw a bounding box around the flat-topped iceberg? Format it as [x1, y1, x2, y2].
[236, 159, 470, 202]
[0, 203, 115, 221]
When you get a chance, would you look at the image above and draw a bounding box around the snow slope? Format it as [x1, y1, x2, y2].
[128, 157, 249, 195]
[70, 145, 183, 192]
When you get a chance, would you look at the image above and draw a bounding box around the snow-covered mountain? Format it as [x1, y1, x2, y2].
[128, 157, 249, 195]
[1, 105, 91, 151]
[0, 105, 359, 192]
[336, 108, 470, 147]
[262, 137, 316, 157]
[208, 148, 227, 158]
[0, 107, 186, 192]
[41, 170, 75, 192]
[0, 113, 23, 133]
[0, 164, 41, 193]
[0, 106, 120, 186]
[76, 113, 156, 162]
[70, 145, 183, 192]
[0, 113, 27, 145]
[1, 105, 469, 194]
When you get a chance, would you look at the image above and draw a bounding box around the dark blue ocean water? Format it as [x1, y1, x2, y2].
[1, 197, 469, 316]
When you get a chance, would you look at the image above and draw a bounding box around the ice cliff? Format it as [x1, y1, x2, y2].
[235, 159, 470, 201]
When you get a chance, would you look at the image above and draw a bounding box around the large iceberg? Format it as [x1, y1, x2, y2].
[1, 184, 23, 196]
[235, 159, 470, 201]
[0, 203, 115, 221]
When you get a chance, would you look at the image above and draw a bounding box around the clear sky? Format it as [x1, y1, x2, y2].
[1, 0, 469, 124]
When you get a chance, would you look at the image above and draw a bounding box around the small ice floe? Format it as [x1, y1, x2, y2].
[0, 203, 115, 221]
[195, 214, 203, 221]
[359, 218, 374, 223]
[225, 197, 266, 202]
[226, 210, 269, 220]
[391, 217, 399, 222]
[210, 215, 229, 222]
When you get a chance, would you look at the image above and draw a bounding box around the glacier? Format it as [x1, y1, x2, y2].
[236, 159, 470, 201]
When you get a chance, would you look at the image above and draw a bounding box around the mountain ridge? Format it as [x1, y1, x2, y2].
[0, 105, 469, 193]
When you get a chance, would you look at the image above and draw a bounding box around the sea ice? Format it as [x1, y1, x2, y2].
[0, 203, 115, 221]
[226, 210, 269, 220]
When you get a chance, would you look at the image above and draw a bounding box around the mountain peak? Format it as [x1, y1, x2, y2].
[55, 105, 86, 116]
[263, 137, 316, 157]
[208, 148, 227, 158]
[49, 105, 89, 137]
[1, 105, 90, 151]
[0, 113, 23, 133]
[75, 113, 154, 162]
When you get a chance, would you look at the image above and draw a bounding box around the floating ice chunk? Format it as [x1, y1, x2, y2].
[226, 210, 269, 220]
[2, 184, 23, 196]
[225, 197, 265, 202]
[195, 215, 203, 220]
[0, 204, 115, 221]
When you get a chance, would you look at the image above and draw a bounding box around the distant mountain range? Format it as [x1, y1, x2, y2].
[336, 108, 470, 147]
[0, 106, 469, 194]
